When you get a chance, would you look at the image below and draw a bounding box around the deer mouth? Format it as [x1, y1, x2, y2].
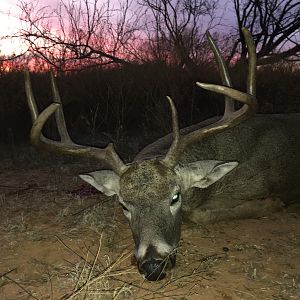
[138, 253, 176, 281]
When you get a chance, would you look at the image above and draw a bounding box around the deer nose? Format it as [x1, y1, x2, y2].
[140, 258, 166, 281]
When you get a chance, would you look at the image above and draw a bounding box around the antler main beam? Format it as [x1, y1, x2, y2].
[24, 70, 128, 175]
[163, 28, 257, 168]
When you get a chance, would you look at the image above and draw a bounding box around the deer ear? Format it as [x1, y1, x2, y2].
[176, 160, 238, 191]
[79, 170, 120, 196]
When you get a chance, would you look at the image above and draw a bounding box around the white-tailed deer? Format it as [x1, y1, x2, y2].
[25, 28, 300, 281]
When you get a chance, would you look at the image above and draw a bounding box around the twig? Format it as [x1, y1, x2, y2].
[60, 245, 132, 299]
[54, 235, 88, 262]
[74, 248, 90, 292]
[0, 268, 17, 279]
[3, 275, 41, 300]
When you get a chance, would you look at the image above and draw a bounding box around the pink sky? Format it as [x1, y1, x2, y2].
[0, 0, 21, 55]
[0, 0, 60, 55]
[0, 0, 235, 56]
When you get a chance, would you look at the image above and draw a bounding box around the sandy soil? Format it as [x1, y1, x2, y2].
[0, 163, 299, 299]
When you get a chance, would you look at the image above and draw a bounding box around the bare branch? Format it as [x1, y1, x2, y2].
[229, 0, 300, 65]
[15, 0, 141, 71]
[138, 0, 219, 67]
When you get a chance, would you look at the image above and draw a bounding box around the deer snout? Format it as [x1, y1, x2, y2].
[139, 258, 167, 281]
[138, 255, 177, 281]
[136, 243, 177, 280]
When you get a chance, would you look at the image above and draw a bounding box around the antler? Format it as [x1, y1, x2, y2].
[24, 70, 128, 175]
[163, 27, 257, 168]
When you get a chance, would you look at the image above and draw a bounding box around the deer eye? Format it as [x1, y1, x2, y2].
[171, 192, 181, 205]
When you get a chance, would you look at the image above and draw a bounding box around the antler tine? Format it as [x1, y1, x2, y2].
[50, 71, 72, 143]
[164, 96, 180, 161]
[24, 70, 128, 176]
[163, 27, 257, 168]
[242, 27, 256, 96]
[24, 69, 39, 122]
[206, 31, 235, 117]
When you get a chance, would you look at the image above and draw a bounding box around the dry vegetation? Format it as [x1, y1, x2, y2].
[0, 62, 299, 150]
[0, 147, 299, 299]
[0, 0, 299, 297]
[0, 52, 299, 300]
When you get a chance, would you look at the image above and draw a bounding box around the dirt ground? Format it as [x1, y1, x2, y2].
[0, 159, 299, 300]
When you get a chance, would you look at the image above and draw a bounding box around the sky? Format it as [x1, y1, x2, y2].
[0, 0, 62, 55]
[0, 0, 235, 56]
[0, 0, 21, 55]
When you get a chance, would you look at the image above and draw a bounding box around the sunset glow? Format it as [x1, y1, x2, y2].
[1, 0, 298, 70]
[0, 0, 131, 57]
[0, 0, 25, 55]
[0, 0, 18, 55]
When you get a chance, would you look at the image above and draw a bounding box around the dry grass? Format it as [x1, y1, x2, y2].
[0, 157, 299, 299]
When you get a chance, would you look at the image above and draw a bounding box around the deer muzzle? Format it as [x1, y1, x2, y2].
[136, 244, 176, 281]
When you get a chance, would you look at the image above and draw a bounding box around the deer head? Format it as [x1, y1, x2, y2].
[25, 28, 257, 281]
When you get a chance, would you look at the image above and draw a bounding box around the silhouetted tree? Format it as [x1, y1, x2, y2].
[14, 0, 141, 72]
[229, 0, 300, 65]
[138, 0, 219, 68]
